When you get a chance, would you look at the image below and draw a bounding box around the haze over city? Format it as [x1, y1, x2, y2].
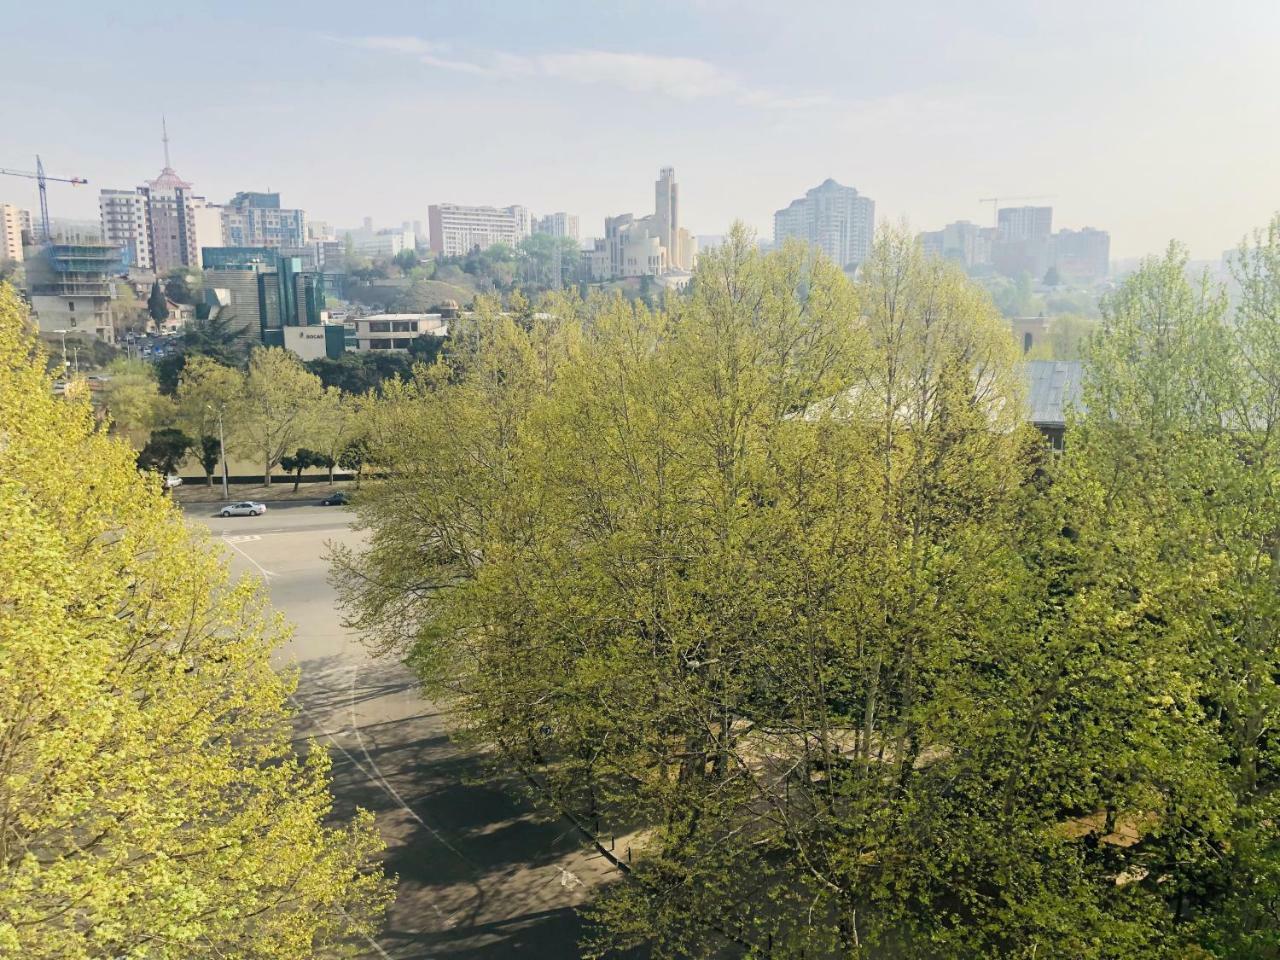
[8, 0, 1280, 258]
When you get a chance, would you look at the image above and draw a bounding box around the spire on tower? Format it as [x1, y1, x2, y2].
[162, 116, 171, 169]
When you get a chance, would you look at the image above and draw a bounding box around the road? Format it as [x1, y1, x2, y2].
[193, 503, 618, 958]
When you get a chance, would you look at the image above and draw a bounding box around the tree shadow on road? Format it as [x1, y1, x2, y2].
[290, 654, 639, 959]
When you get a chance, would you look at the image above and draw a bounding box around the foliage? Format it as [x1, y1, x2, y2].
[164, 266, 203, 305]
[101, 357, 168, 445]
[179, 307, 250, 368]
[308, 388, 364, 483]
[1025, 314, 1097, 360]
[234, 347, 324, 485]
[305, 352, 413, 395]
[337, 437, 370, 488]
[0, 282, 391, 957]
[197, 434, 222, 486]
[393, 248, 419, 272]
[280, 447, 323, 492]
[147, 278, 170, 323]
[111, 281, 144, 336]
[335, 219, 1280, 957]
[137, 426, 192, 476]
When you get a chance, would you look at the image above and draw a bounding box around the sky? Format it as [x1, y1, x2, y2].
[5, 0, 1279, 259]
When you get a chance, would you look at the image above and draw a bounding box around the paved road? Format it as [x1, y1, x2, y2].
[192, 504, 618, 958]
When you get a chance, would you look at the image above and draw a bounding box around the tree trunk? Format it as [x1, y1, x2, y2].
[264, 467, 272, 487]
[292, 470, 302, 493]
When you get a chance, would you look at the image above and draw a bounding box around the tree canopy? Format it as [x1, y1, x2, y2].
[0, 282, 390, 957]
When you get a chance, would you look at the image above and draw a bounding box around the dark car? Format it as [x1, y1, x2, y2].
[320, 491, 349, 506]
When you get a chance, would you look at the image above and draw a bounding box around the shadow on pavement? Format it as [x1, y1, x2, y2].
[293, 655, 633, 958]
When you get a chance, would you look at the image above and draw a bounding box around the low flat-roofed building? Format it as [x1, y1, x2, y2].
[351, 313, 447, 352]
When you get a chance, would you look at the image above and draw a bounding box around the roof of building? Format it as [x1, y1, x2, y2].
[1024, 360, 1085, 426]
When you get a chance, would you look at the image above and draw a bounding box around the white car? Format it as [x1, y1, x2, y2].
[219, 501, 267, 518]
[164, 475, 183, 489]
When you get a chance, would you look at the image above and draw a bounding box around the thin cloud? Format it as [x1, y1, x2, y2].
[341, 35, 828, 110]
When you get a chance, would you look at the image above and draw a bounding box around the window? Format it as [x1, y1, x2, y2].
[68, 301, 75, 311]
[369, 341, 391, 350]
[392, 320, 417, 333]
[367, 321, 390, 333]
[392, 338, 412, 349]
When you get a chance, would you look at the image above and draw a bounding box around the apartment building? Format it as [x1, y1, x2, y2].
[428, 203, 530, 257]
[1, 203, 32, 262]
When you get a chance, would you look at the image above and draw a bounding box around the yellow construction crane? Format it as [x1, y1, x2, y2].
[0, 156, 89, 242]
[978, 194, 1054, 228]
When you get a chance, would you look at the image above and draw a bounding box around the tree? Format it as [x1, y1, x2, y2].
[333, 228, 1073, 956]
[234, 347, 324, 485]
[137, 426, 192, 477]
[164, 266, 203, 305]
[175, 354, 245, 473]
[180, 307, 249, 368]
[393, 247, 419, 272]
[1042, 265, 1061, 286]
[308, 388, 364, 484]
[102, 357, 168, 446]
[197, 434, 222, 487]
[280, 447, 321, 492]
[0, 282, 391, 957]
[147, 278, 170, 325]
[337, 437, 369, 488]
[112, 281, 144, 338]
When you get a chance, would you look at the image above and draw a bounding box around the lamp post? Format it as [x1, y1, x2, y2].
[208, 403, 229, 499]
[53, 329, 68, 373]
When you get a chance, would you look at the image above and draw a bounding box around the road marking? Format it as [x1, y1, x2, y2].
[219, 534, 277, 579]
[222, 534, 262, 544]
[289, 692, 455, 930]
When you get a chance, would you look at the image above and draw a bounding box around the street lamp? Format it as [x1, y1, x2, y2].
[52, 329, 69, 373]
[207, 403, 229, 500]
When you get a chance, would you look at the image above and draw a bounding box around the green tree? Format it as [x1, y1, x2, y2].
[164, 266, 203, 305]
[176, 354, 245, 478]
[234, 347, 324, 485]
[137, 426, 192, 477]
[308, 387, 364, 484]
[147, 278, 170, 324]
[0, 282, 391, 958]
[280, 447, 321, 492]
[337, 437, 369, 488]
[102, 357, 169, 445]
[393, 247, 419, 272]
[112, 281, 145, 337]
[197, 434, 222, 487]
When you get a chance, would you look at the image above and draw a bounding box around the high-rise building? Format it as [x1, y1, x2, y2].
[917, 220, 995, 270]
[99, 190, 152, 269]
[997, 206, 1053, 243]
[587, 168, 698, 280]
[220, 192, 307, 250]
[428, 203, 530, 256]
[99, 121, 218, 273]
[773, 179, 875, 271]
[1052, 227, 1110, 281]
[533, 212, 580, 242]
[1, 203, 33, 263]
[993, 206, 1054, 278]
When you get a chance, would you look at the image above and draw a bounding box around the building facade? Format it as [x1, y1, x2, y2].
[774, 178, 875, 271]
[428, 203, 530, 256]
[24, 242, 123, 341]
[918, 220, 995, 270]
[202, 249, 325, 343]
[98, 190, 152, 269]
[220, 192, 307, 249]
[351, 313, 447, 352]
[1053, 227, 1110, 281]
[533, 211, 580, 242]
[1, 203, 32, 263]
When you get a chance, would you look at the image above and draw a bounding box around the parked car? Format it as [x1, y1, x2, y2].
[219, 501, 267, 518]
[164, 474, 183, 489]
[319, 491, 349, 506]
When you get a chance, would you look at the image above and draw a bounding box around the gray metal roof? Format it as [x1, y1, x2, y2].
[1023, 360, 1085, 426]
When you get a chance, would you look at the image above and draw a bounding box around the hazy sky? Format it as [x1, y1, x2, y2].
[6, 0, 1278, 258]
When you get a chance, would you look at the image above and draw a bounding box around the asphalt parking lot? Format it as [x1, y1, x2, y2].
[192, 503, 617, 958]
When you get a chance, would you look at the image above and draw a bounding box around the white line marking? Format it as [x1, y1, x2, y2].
[220, 534, 277, 579]
[289, 692, 454, 930]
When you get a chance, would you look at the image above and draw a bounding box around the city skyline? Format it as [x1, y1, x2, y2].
[5, 0, 1279, 259]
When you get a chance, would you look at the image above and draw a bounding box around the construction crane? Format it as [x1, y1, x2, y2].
[0, 156, 89, 242]
[978, 194, 1054, 228]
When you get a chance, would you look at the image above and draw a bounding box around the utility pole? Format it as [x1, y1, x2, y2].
[209, 404, 230, 499]
[53, 328, 68, 373]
